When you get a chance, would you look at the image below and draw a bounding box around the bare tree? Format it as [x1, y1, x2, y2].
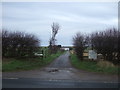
[118, 30, 120, 61]
[2, 30, 10, 57]
[51, 22, 60, 46]
[49, 22, 60, 53]
[73, 32, 86, 61]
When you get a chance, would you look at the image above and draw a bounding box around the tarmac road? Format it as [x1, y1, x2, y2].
[2, 51, 119, 88]
[2, 78, 119, 88]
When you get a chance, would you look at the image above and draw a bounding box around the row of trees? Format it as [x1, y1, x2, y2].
[2, 30, 40, 58]
[73, 28, 119, 64]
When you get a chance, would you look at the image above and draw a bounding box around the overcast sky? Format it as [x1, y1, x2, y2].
[2, 2, 118, 46]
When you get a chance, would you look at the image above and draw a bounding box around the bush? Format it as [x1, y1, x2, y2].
[2, 29, 40, 58]
[73, 33, 86, 61]
[91, 28, 119, 64]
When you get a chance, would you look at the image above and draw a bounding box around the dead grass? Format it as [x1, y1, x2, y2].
[97, 60, 115, 68]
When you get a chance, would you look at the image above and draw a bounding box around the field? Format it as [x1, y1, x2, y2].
[70, 53, 119, 74]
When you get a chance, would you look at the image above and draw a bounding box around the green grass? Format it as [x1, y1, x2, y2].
[2, 51, 64, 72]
[70, 53, 119, 74]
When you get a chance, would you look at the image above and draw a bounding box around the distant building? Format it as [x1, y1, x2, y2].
[61, 47, 69, 51]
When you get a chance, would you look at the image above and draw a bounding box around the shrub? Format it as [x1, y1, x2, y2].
[73, 33, 86, 61]
[2, 29, 40, 58]
[91, 28, 119, 64]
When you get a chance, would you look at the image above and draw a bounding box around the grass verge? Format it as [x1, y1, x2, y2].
[2, 51, 64, 72]
[70, 53, 119, 74]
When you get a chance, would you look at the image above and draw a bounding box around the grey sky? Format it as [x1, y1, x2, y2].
[2, 2, 118, 46]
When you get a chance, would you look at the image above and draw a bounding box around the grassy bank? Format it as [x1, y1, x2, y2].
[2, 51, 64, 72]
[70, 53, 119, 74]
